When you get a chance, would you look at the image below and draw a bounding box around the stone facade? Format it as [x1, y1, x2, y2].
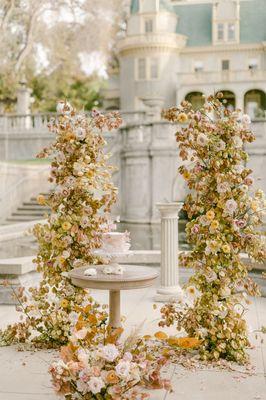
[104, 0, 266, 119]
[0, 0, 265, 224]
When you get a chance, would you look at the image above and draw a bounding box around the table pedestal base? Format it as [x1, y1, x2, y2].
[109, 290, 121, 328]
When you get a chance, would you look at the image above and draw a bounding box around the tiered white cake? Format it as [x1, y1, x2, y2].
[101, 231, 131, 254]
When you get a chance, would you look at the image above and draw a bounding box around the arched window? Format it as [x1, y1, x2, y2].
[185, 92, 204, 110]
[244, 89, 266, 119]
[216, 90, 235, 110]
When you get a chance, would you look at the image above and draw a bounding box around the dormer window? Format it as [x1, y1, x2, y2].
[144, 18, 154, 33]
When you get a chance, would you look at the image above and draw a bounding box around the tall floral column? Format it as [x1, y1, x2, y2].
[155, 202, 183, 302]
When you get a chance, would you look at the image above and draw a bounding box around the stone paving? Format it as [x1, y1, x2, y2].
[0, 273, 265, 400]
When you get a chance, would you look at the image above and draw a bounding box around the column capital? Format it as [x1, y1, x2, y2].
[156, 202, 184, 218]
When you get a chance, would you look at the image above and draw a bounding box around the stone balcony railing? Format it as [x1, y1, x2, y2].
[0, 110, 147, 135]
[117, 32, 187, 54]
[179, 69, 266, 85]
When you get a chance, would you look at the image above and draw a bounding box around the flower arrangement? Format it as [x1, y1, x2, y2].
[49, 321, 173, 399]
[0, 102, 122, 347]
[161, 93, 266, 364]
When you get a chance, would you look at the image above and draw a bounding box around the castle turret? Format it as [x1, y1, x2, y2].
[117, 0, 187, 110]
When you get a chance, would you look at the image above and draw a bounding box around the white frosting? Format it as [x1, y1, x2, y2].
[101, 231, 131, 254]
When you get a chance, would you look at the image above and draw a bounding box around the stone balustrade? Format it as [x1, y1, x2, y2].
[0, 112, 265, 224]
[179, 69, 266, 86]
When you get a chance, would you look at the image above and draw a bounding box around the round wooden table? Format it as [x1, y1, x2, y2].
[69, 265, 158, 328]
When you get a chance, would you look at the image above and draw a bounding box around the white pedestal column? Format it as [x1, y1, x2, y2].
[155, 202, 184, 302]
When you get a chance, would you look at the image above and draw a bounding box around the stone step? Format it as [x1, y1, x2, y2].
[30, 194, 50, 201]
[12, 210, 49, 216]
[23, 201, 43, 206]
[6, 215, 45, 222]
[18, 205, 50, 211]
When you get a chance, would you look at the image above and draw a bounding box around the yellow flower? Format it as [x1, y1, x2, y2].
[222, 244, 231, 254]
[206, 210, 215, 221]
[208, 240, 219, 252]
[37, 195, 46, 205]
[210, 220, 219, 230]
[62, 221, 71, 231]
[251, 200, 258, 211]
[60, 299, 69, 308]
[177, 113, 188, 123]
[183, 170, 191, 180]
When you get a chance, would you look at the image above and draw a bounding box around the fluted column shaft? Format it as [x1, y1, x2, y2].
[155, 202, 183, 302]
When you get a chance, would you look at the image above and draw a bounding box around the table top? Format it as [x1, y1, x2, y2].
[68, 265, 159, 291]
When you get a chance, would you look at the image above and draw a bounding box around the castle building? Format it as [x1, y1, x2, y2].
[104, 0, 266, 119]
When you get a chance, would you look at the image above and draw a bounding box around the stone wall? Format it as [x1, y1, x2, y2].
[0, 114, 265, 223]
[0, 162, 51, 223]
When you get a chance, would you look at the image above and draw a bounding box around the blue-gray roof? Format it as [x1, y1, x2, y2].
[174, 3, 212, 46]
[130, 0, 139, 14]
[240, 0, 266, 43]
[174, 0, 266, 46]
[130, 0, 266, 46]
[130, 0, 174, 14]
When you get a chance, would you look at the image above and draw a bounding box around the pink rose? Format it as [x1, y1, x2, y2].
[244, 177, 254, 186]
[191, 224, 200, 234]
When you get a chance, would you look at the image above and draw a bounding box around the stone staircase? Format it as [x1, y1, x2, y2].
[6, 193, 50, 224]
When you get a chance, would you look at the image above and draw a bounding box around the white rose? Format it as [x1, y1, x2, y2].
[62, 250, 70, 259]
[84, 268, 97, 276]
[100, 344, 119, 362]
[242, 114, 251, 125]
[215, 140, 226, 151]
[87, 377, 105, 395]
[73, 162, 84, 176]
[234, 164, 244, 174]
[232, 136, 243, 148]
[115, 360, 131, 378]
[72, 327, 88, 340]
[80, 216, 90, 228]
[205, 270, 217, 283]
[77, 349, 90, 365]
[56, 101, 72, 115]
[75, 127, 86, 140]
[225, 199, 237, 215]
[197, 133, 208, 146]
[217, 182, 230, 194]
[220, 286, 231, 297]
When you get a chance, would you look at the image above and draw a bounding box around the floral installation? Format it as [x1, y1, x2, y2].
[49, 315, 202, 400]
[0, 102, 122, 348]
[161, 93, 266, 364]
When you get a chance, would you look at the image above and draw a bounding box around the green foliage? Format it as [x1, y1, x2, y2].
[30, 73, 103, 112]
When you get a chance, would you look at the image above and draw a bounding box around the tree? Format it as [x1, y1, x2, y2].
[0, 0, 125, 110]
[161, 93, 266, 364]
[0, 103, 122, 347]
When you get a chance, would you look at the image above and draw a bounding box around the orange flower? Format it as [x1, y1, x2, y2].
[167, 336, 201, 348]
[154, 331, 168, 340]
[106, 370, 119, 384]
[65, 131, 76, 141]
[37, 195, 46, 205]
